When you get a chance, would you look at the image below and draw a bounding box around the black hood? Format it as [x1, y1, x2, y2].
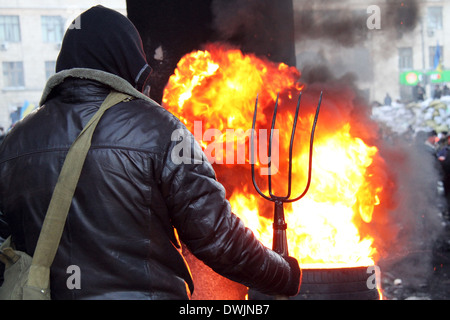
[56, 5, 151, 93]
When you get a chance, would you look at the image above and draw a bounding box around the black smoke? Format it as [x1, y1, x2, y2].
[292, 0, 420, 47]
[211, 0, 296, 66]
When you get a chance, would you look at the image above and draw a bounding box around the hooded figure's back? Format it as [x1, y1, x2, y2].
[0, 6, 300, 300]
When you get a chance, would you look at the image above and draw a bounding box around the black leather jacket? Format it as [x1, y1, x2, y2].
[0, 77, 300, 299]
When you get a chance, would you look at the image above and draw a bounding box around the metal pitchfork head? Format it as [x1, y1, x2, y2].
[250, 91, 323, 257]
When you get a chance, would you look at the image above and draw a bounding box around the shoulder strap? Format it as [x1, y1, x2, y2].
[26, 91, 132, 292]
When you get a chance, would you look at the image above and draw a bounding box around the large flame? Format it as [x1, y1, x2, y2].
[162, 43, 390, 269]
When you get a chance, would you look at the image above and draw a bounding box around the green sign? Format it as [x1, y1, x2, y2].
[400, 71, 423, 86]
[400, 70, 450, 86]
[428, 70, 450, 83]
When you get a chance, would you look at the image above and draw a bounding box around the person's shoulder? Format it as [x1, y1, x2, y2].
[124, 97, 185, 130]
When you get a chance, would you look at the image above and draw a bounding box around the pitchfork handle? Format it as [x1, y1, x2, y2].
[273, 201, 290, 300]
[273, 201, 288, 257]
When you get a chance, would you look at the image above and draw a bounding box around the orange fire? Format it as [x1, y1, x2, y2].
[162, 43, 389, 269]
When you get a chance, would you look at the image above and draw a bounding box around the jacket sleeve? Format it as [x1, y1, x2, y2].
[160, 125, 301, 296]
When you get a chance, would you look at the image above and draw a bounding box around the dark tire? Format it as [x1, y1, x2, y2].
[249, 266, 381, 300]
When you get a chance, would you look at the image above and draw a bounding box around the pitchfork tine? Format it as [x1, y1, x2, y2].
[268, 94, 279, 198]
[286, 91, 302, 199]
[287, 90, 322, 203]
[251, 94, 271, 202]
[269, 92, 302, 200]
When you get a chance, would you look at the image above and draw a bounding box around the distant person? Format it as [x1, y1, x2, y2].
[414, 83, 425, 102]
[415, 130, 438, 157]
[443, 84, 450, 96]
[0, 127, 4, 145]
[434, 85, 442, 100]
[384, 93, 392, 106]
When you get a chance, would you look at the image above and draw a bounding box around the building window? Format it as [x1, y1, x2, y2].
[41, 16, 64, 43]
[427, 6, 443, 30]
[399, 47, 413, 70]
[429, 46, 443, 69]
[2, 61, 24, 87]
[45, 61, 56, 80]
[0, 15, 21, 42]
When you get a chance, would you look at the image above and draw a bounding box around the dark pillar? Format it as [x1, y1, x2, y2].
[126, 0, 296, 104]
[211, 0, 297, 66]
[126, 0, 213, 104]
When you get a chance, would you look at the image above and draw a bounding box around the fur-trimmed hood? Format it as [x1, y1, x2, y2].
[40, 68, 157, 107]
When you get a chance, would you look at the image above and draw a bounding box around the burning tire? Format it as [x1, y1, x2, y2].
[249, 266, 381, 300]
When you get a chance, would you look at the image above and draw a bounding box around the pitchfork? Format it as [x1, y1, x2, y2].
[250, 91, 322, 258]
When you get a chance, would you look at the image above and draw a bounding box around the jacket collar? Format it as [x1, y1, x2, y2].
[40, 68, 157, 106]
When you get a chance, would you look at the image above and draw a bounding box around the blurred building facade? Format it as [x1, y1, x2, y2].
[293, 0, 450, 105]
[0, 0, 125, 130]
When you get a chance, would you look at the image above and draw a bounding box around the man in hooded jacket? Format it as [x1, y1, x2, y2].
[0, 6, 300, 299]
